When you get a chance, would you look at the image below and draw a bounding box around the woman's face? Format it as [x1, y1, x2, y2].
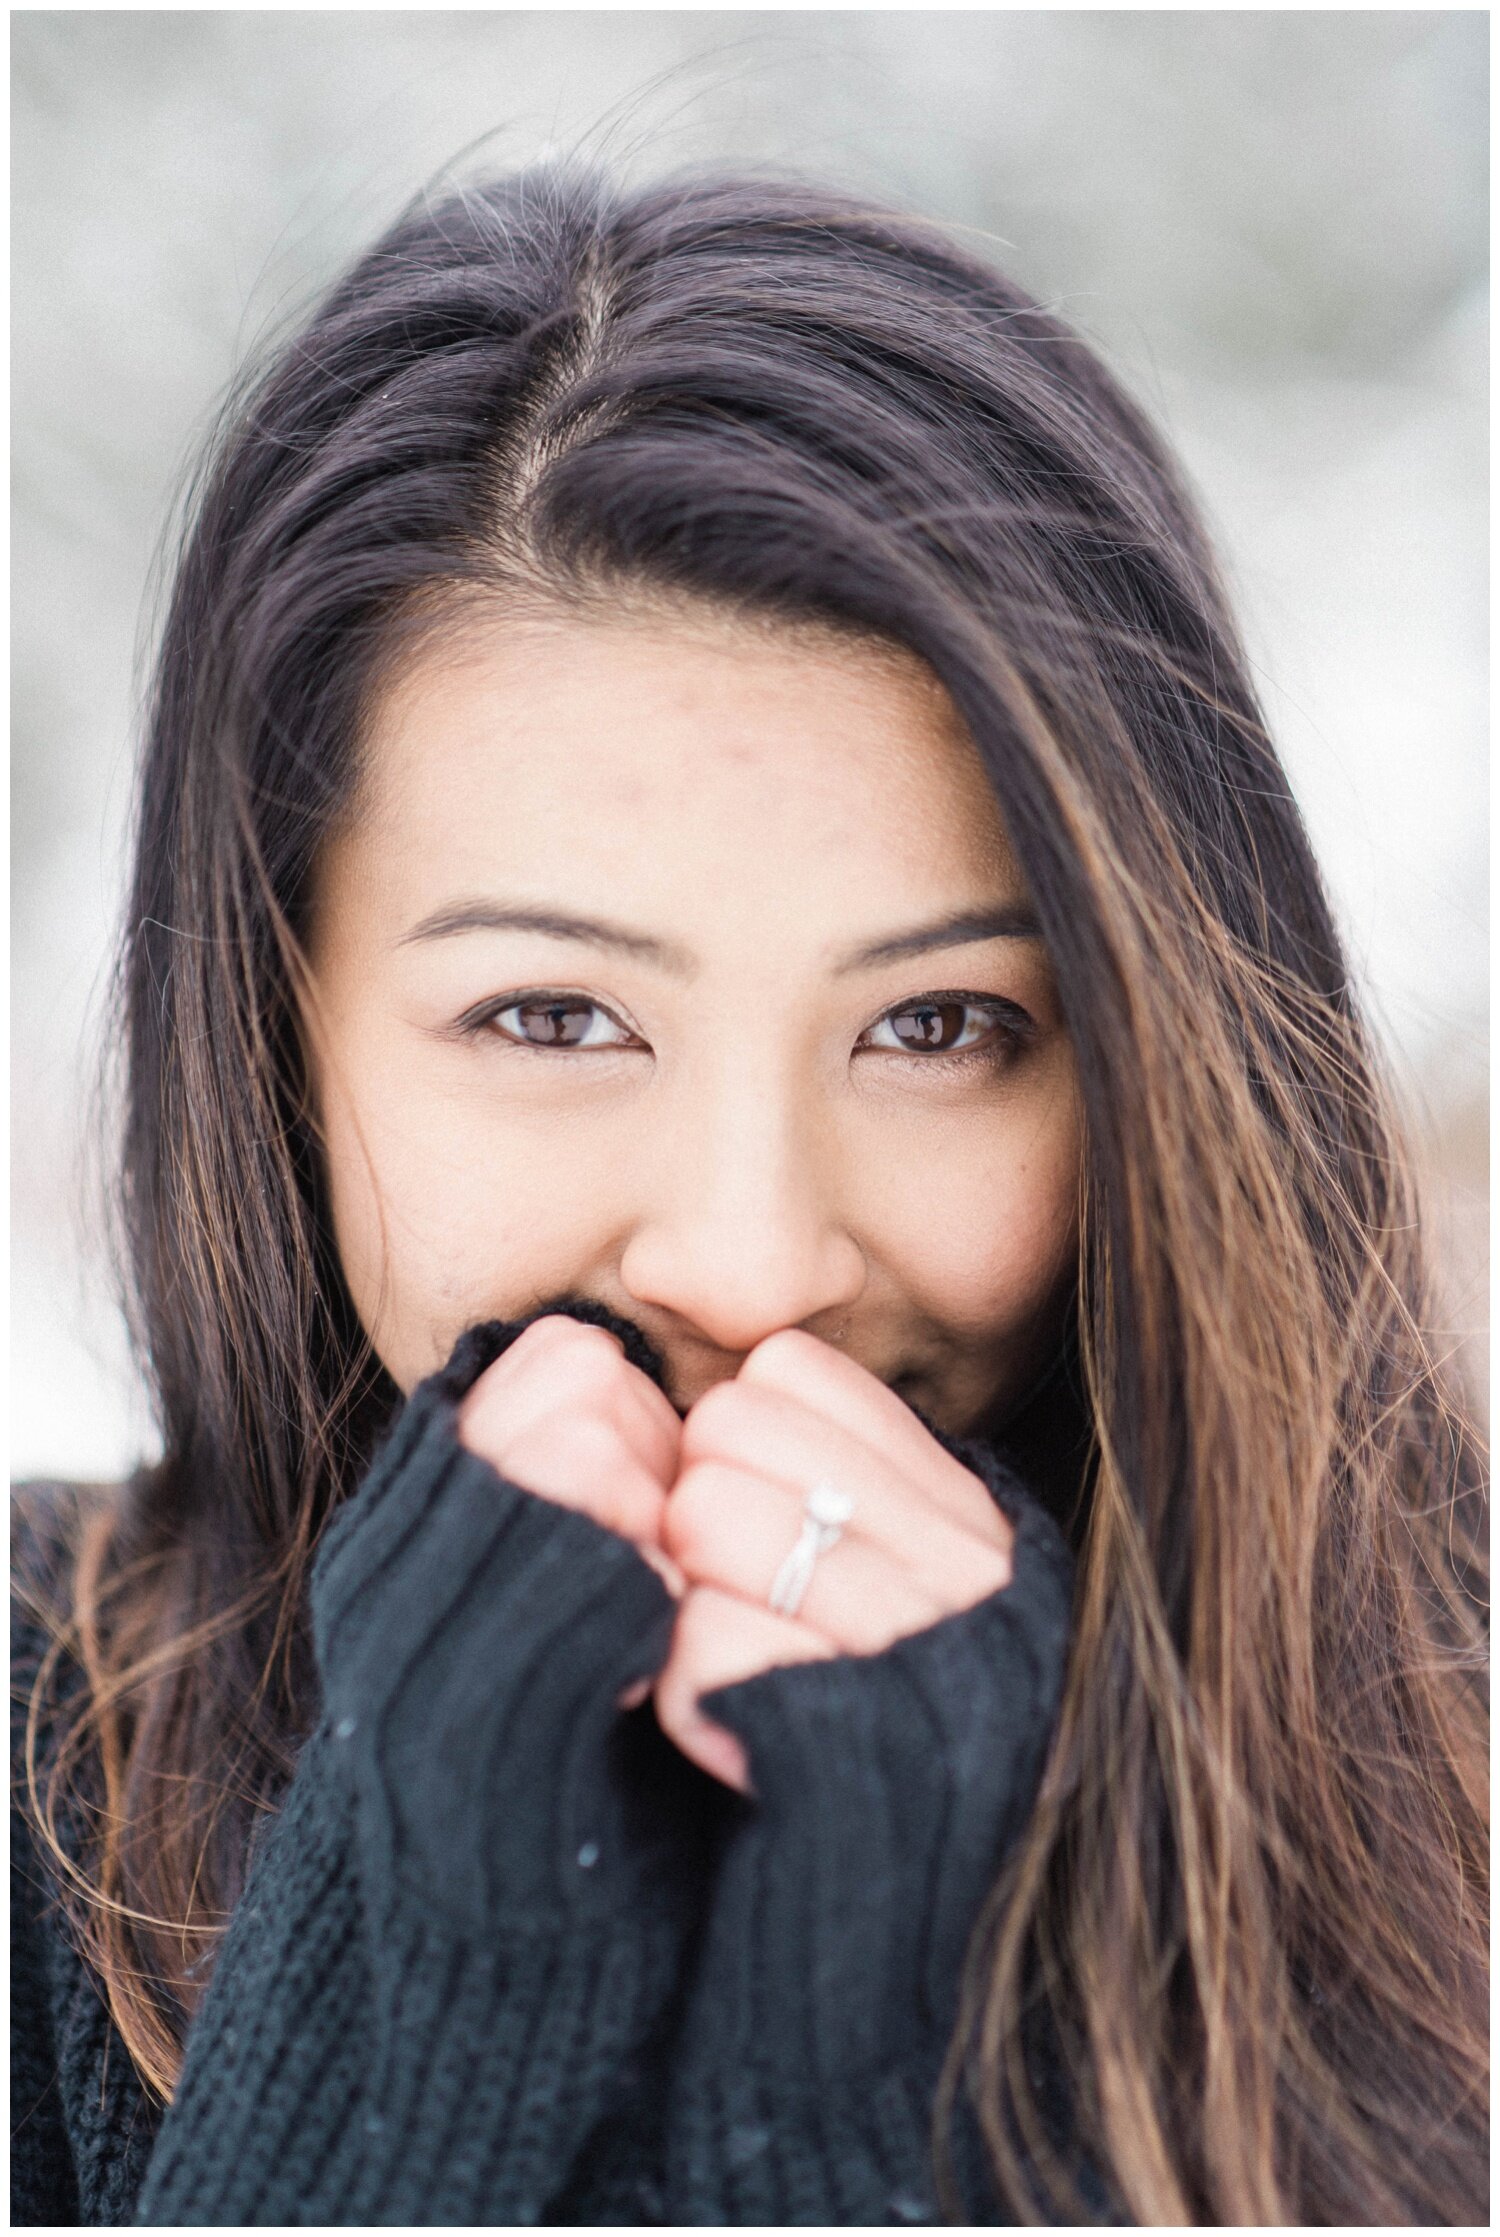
[303, 604, 1082, 1435]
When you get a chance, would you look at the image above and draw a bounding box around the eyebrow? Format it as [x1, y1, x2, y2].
[399, 898, 1042, 975]
[835, 902, 1041, 970]
[401, 901, 695, 970]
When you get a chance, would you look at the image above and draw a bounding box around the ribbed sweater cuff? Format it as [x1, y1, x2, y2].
[309, 1329, 681, 1938]
[130, 1721, 699, 2228]
[342, 1899, 690, 2225]
[687, 1433, 1075, 2089]
[667, 2048, 960, 2225]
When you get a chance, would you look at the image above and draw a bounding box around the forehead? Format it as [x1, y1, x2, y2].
[342, 602, 1020, 898]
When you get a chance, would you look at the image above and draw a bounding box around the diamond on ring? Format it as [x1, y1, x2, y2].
[766, 1480, 857, 1619]
[805, 1481, 855, 1528]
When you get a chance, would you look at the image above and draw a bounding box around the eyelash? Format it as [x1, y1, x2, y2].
[452, 987, 1036, 1076]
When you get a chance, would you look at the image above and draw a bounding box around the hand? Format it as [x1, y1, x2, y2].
[650, 1330, 1016, 1794]
[455, 1314, 690, 1612]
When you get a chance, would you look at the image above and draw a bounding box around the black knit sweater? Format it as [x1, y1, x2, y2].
[12, 1305, 1109, 2226]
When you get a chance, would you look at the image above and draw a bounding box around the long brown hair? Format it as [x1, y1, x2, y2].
[17, 163, 1486, 2222]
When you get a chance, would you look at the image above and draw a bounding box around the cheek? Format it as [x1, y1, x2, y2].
[313, 1049, 418, 1365]
[889, 1077, 1082, 1339]
[311, 1036, 609, 1387]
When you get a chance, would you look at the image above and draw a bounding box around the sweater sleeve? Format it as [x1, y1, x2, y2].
[131, 1319, 720, 2227]
[658, 1425, 1077, 2226]
[12, 1483, 169, 2227]
[11, 1798, 84, 2227]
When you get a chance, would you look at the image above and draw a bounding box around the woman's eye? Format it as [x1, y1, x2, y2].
[461, 993, 635, 1051]
[456, 988, 1034, 1069]
[859, 995, 1034, 1070]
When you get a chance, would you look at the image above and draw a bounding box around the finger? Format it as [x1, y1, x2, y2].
[679, 1377, 1014, 1589]
[719, 1342, 1001, 1539]
[604, 1366, 686, 1491]
[652, 1582, 835, 1792]
[480, 1413, 672, 1547]
[462, 1319, 683, 1497]
[458, 1317, 618, 1456]
[637, 1540, 688, 1599]
[662, 1457, 963, 1655]
[479, 1309, 619, 1388]
[736, 1327, 978, 1519]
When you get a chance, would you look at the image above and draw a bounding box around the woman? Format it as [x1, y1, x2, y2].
[12, 163, 1487, 2227]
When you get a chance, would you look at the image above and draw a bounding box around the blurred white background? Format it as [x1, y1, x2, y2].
[12, 10, 1487, 1481]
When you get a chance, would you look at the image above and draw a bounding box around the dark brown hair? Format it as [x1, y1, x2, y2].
[18, 162, 1487, 2222]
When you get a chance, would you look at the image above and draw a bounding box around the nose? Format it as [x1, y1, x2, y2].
[616, 1061, 867, 1360]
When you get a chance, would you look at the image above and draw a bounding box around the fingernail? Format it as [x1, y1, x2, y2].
[695, 1727, 750, 1792]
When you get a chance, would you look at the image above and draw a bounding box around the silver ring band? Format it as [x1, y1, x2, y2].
[767, 1481, 856, 1619]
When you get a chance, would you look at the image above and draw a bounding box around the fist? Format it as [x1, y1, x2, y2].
[651, 1331, 1015, 1793]
[456, 1315, 689, 1622]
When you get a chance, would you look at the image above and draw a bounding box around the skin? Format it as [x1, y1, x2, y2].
[302, 601, 1083, 1792]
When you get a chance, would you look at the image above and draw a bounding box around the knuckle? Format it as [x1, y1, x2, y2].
[652, 1647, 697, 1740]
[658, 1590, 730, 1711]
[566, 1318, 629, 1362]
[483, 1408, 615, 1496]
[659, 1463, 720, 1567]
[456, 1379, 509, 1461]
[740, 1327, 824, 1387]
[550, 1321, 628, 1389]
[504, 1314, 574, 1361]
[516, 1315, 623, 1376]
[681, 1375, 754, 1454]
[668, 1588, 717, 1672]
[461, 1321, 562, 1414]
[545, 1411, 625, 1475]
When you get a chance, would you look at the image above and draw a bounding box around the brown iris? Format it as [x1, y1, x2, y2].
[516, 1002, 599, 1042]
[894, 1006, 974, 1055]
